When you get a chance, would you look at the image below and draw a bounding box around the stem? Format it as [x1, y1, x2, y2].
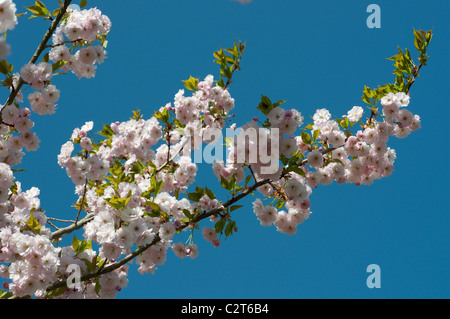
[152, 137, 188, 176]
[75, 179, 88, 224]
[45, 38, 82, 49]
[405, 63, 423, 93]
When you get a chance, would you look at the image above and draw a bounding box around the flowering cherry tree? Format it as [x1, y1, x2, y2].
[0, 0, 432, 299]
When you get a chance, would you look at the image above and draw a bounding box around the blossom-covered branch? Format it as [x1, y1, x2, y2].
[0, 0, 432, 299]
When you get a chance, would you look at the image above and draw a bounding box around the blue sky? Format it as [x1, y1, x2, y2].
[5, 0, 450, 298]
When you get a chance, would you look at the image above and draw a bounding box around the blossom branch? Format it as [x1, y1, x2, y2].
[46, 177, 271, 293]
[2, 0, 73, 108]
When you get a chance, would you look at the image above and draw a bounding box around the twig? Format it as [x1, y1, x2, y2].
[50, 213, 95, 241]
[47, 217, 76, 223]
[46, 220, 59, 230]
[45, 38, 82, 49]
[405, 63, 424, 93]
[75, 179, 88, 224]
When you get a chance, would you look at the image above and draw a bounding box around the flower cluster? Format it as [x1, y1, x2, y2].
[248, 91, 420, 235]
[0, 103, 40, 167]
[0, 6, 111, 173]
[0, 167, 60, 298]
[51, 7, 110, 79]
[253, 198, 310, 235]
[0, 0, 17, 33]
[55, 245, 128, 299]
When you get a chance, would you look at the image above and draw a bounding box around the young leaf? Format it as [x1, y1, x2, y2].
[230, 205, 243, 212]
[183, 76, 198, 91]
[214, 219, 226, 234]
[300, 132, 311, 145]
[225, 220, 236, 237]
[204, 187, 215, 200]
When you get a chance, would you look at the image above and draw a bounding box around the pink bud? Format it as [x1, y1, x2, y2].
[284, 110, 293, 119]
[19, 107, 31, 118]
[211, 239, 221, 247]
[78, 130, 87, 138]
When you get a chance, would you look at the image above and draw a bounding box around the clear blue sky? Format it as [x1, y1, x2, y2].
[6, 0, 450, 298]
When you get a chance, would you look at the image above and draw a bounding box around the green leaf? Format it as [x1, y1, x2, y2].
[154, 180, 163, 195]
[183, 76, 198, 91]
[25, 5, 42, 15]
[300, 132, 311, 145]
[131, 110, 143, 120]
[72, 236, 80, 252]
[230, 205, 243, 212]
[220, 175, 230, 190]
[98, 124, 115, 138]
[214, 219, 226, 234]
[187, 192, 202, 202]
[0, 289, 12, 299]
[80, 0, 88, 8]
[154, 108, 170, 123]
[148, 202, 161, 212]
[312, 130, 320, 142]
[256, 95, 274, 116]
[52, 60, 67, 73]
[275, 200, 285, 209]
[285, 165, 306, 178]
[182, 209, 192, 219]
[273, 100, 286, 108]
[25, 212, 41, 234]
[224, 220, 236, 237]
[95, 279, 101, 296]
[204, 187, 215, 200]
[244, 174, 252, 187]
[0, 60, 11, 75]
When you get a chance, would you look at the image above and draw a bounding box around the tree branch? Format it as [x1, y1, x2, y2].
[50, 213, 95, 241]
